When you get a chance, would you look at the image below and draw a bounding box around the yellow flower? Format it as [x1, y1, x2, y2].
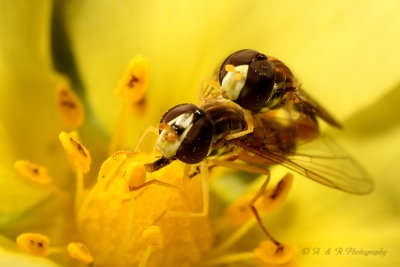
[1, 0, 400, 266]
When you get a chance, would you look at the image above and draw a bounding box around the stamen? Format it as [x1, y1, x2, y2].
[115, 55, 150, 104]
[59, 131, 91, 174]
[16, 233, 51, 257]
[225, 173, 293, 226]
[56, 84, 84, 128]
[259, 173, 293, 213]
[127, 162, 146, 189]
[210, 219, 256, 256]
[78, 153, 128, 223]
[13, 160, 52, 185]
[110, 55, 150, 154]
[254, 241, 297, 265]
[67, 242, 94, 264]
[14, 160, 67, 199]
[138, 226, 164, 267]
[141, 226, 164, 249]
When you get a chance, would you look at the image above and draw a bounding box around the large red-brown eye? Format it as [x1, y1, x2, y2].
[219, 49, 276, 111]
[238, 54, 275, 110]
[176, 117, 213, 164]
[219, 49, 259, 84]
[159, 103, 199, 133]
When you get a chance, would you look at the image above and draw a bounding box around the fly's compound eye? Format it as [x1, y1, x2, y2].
[176, 116, 213, 164]
[157, 104, 213, 164]
[219, 49, 276, 111]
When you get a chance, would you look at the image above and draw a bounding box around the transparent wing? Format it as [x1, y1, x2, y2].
[295, 87, 342, 128]
[238, 134, 374, 195]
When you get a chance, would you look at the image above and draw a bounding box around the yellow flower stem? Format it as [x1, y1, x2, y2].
[109, 102, 129, 155]
[77, 183, 101, 225]
[203, 252, 255, 266]
[48, 247, 65, 254]
[138, 245, 152, 267]
[117, 192, 136, 264]
[74, 169, 84, 214]
[46, 184, 69, 200]
[209, 218, 256, 256]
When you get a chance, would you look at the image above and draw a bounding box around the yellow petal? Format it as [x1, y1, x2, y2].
[0, 0, 70, 224]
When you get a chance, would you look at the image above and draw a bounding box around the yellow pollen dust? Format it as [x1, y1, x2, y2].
[115, 55, 150, 104]
[59, 131, 91, 173]
[67, 242, 94, 264]
[234, 73, 243, 80]
[254, 241, 297, 265]
[225, 173, 293, 226]
[56, 84, 84, 128]
[142, 226, 164, 250]
[13, 160, 52, 185]
[77, 152, 212, 266]
[16, 233, 51, 257]
[225, 64, 236, 73]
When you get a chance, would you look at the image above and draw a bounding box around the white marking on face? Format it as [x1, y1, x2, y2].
[157, 113, 194, 159]
[220, 64, 249, 101]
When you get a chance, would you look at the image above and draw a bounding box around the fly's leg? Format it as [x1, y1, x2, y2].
[113, 125, 159, 160]
[166, 162, 209, 218]
[210, 160, 280, 245]
[197, 77, 221, 105]
[131, 163, 191, 192]
[134, 125, 159, 155]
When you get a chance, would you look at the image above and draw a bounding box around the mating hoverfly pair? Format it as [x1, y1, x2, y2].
[142, 49, 373, 244]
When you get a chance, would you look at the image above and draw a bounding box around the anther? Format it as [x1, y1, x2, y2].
[67, 242, 94, 264]
[13, 160, 52, 185]
[16, 233, 51, 257]
[115, 55, 150, 104]
[254, 241, 297, 265]
[127, 162, 146, 189]
[56, 84, 84, 128]
[141, 226, 164, 249]
[225, 173, 293, 226]
[59, 131, 92, 174]
[259, 173, 293, 213]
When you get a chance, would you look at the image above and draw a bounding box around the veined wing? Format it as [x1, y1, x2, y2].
[295, 87, 342, 128]
[238, 134, 373, 195]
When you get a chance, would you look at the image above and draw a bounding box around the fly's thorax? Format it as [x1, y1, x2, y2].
[201, 101, 247, 146]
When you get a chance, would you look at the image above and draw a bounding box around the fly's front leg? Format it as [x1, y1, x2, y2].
[135, 125, 160, 154]
[166, 162, 209, 218]
[197, 77, 221, 105]
[113, 125, 160, 160]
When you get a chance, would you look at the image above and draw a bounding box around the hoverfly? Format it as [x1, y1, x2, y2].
[144, 50, 373, 244]
[215, 49, 342, 128]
